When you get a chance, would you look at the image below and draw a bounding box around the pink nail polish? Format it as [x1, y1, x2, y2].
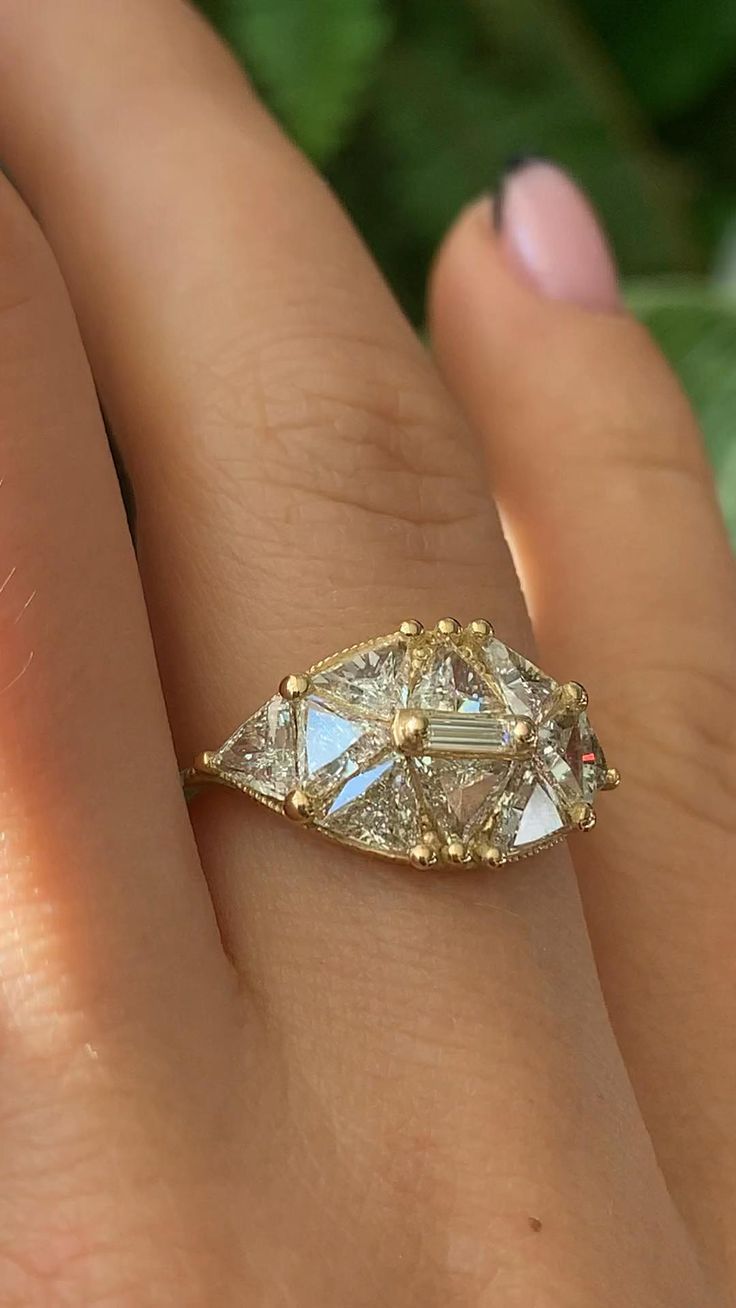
[494, 159, 621, 312]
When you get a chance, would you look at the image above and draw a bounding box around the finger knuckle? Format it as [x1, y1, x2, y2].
[187, 331, 492, 586]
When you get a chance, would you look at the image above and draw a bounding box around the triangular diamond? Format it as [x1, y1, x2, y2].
[410, 644, 500, 713]
[213, 696, 297, 801]
[297, 697, 388, 797]
[482, 637, 556, 719]
[413, 756, 510, 840]
[488, 766, 566, 854]
[319, 756, 421, 856]
[540, 710, 607, 811]
[512, 780, 565, 850]
[310, 639, 409, 719]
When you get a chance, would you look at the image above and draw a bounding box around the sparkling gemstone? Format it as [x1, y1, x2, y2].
[311, 639, 409, 719]
[411, 644, 501, 714]
[540, 709, 607, 809]
[423, 711, 517, 756]
[412, 756, 510, 839]
[319, 757, 422, 855]
[297, 697, 389, 796]
[482, 637, 556, 718]
[214, 695, 298, 800]
[490, 766, 565, 853]
[512, 780, 565, 848]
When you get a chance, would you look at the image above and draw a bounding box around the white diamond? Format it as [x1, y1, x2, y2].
[411, 645, 500, 714]
[413, 756, 510, 839]
[482, 637, 556, 718]
[540, 710, 607, 811]
[424, 711, 517, 756]
[512, 780, 565, 849]
[319, 756, 421, 855]
[488, 766, 566, 854]
[214, 696, 297, 800]
[311, 639, 409, 719]
[297, 697, 388, 796]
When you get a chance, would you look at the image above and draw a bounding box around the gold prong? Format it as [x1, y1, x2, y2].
[478, 841, 506, 868]
[512, 717, 537, 750]
[422, 830, 443, 855]
[466, 619, 493, 638]
[435, 617, 461, 636]
[561, 681, 588, 711]
[443, 840, 467, 865]
[194, 751, 218, 774]
[392, 708, 429, 755]
[279, 673, 310, 701]
[571, 801, 596, 831]
[283, 789, 313, 823]
[410, 842, 437, 869]
[399, 619, 424, 637]
[603, 767, 621, 791]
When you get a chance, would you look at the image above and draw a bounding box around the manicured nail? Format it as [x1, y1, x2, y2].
[493, 158, 621, 312]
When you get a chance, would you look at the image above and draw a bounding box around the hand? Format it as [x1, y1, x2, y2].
[0, 4, 733, 1305]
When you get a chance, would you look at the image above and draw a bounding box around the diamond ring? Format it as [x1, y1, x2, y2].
[182, 619, 620, 868]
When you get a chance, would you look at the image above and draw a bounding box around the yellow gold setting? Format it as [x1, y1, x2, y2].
[183, 620, 619, 870]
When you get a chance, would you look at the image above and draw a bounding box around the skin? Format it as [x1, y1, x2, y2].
[0, 2, 733, 1304]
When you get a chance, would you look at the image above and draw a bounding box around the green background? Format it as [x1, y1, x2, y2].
[198, 0, 736, 543]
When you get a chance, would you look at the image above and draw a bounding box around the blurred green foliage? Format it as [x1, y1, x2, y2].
[199, 0, 736, 541]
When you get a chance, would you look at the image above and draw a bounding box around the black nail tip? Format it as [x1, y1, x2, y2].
[492, 154, 550, 232]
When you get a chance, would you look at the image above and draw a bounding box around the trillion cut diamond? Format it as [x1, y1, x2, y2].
[482, 637, 556, 718]
[411, 644, 500, 714]
[540, 709, 608, 809]
[413, 756, 510, 840]
[297, 697, 389, 796]
[214, 695, 298, 801]
[512, 780, 565, 849]
[319, 756, 421, 855]
[489, 767, 566, 853]
[311, 639, 409, 719]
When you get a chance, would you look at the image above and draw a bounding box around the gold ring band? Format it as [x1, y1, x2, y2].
[183, 618, 619, 869]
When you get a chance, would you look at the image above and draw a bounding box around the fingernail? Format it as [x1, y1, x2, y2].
[493, 158, 621, 312]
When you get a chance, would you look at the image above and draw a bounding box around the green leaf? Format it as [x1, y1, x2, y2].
[328, 0, 698, 321]
[627, 279, 736, 545]
[575, 0, 736, 117]
[206, 0, 391, 163]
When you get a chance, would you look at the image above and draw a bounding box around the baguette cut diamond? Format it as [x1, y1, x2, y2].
[207, 624, 613, 864]
[423, 711, 519, 755]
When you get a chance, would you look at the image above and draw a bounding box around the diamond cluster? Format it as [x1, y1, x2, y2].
[210, 622, 614, 867]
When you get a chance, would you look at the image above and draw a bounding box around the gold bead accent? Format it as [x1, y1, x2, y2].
[410, 842, 437, 869]
[561, 681, 588, 711]
[283, 790, 313, 823]
[571, 801, 596, 831]
[443, 840, 467, 865]
[435, 617, 461, 635]
[478, 842, 505, 868]
[512, 718, 536, 748]
[399, 619, 424, 637]
[603, 767, 621, 791]
[466, 619, 493, 638]
[422, 831, 443, 854]
[392, 709, 429, 754]
[279, 673, 310, 701]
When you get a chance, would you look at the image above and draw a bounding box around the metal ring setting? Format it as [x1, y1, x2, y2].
[183, 619, 619, 869]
